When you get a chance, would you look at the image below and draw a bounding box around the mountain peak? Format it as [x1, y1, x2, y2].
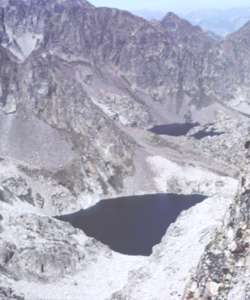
[228, 19, 250, 39]
[163, 12, 180, 20]
[161, 12, 185, 27]
[160, 11, 215, 51]
[161, 11, 202, 33]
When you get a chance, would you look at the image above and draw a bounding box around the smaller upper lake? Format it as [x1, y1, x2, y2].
[149, 123, 199, 136]
[149, 123, 224, 140]
[57, 193, 207, 256]
[191, 128, 224, 140]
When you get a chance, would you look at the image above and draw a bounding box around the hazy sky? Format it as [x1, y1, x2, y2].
[90, 0, 250, 14]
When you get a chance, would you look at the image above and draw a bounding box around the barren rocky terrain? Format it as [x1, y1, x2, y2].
[0, 0, 250, 299]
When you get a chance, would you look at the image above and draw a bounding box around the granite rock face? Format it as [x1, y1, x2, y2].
[0, 214, 104, 282]
[0, 287, 24, 300]
[202, 21, 250, 115]
[0, 0, 220, 126]
[184, 146, 250, 300]
[0, 184, 112, 283]
[0, 0, 139, 211]
[0, 46, 17, 113]
[0, 0, 250, 131]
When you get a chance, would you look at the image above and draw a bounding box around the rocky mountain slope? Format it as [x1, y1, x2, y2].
[1, 0, 250, 299]
[0, 0, 221, 214]
[200, 22, 250, 116]
[184, 144, 250, 300]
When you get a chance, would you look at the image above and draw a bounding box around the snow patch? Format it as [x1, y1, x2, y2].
[147, 155, 237, 197]
[5, 27, 42, 61]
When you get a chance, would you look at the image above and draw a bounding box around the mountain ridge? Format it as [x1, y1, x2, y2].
[186, 7, 250, 36]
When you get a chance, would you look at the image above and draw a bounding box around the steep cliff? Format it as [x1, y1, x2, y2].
[184, 142, 250, 299]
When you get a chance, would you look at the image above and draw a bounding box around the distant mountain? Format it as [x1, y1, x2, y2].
[186, 7, 250, 36]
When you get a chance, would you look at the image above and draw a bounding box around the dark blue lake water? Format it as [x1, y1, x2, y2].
[149, 123, 224, 140]
[149, 123, 199, 136]
[57, 193, 206, 256]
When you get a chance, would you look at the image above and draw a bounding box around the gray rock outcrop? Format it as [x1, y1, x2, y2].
[184, 143, 250, 299]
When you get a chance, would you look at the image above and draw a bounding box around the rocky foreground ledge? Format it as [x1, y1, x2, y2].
[184, 143, 250, 300]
